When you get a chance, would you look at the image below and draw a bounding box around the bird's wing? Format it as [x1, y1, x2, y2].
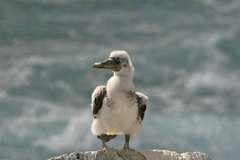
[135, 92, 149, 121]
[91, 85, 106, 118]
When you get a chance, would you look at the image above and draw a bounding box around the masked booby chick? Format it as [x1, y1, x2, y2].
[91, 50, 148, 150]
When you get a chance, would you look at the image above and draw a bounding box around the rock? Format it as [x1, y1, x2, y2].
[49, 148, 210, 160]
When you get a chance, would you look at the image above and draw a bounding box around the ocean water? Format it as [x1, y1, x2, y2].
[0, 0, 240, 160]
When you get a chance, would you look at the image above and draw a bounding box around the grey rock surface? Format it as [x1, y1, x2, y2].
[49, 148, 210, 160]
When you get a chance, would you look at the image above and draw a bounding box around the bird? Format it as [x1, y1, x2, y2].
[91, 50, 148, 150]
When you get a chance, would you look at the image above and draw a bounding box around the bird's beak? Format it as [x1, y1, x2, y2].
[93, 58, 121, 71]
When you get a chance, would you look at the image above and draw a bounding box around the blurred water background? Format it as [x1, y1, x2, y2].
[0, 0, 240, 160]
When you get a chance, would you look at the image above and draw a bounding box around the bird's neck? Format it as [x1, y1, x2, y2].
[113, 72, 134, 80]
[113, 69, 134, 78]
[107, 74, 135, 96]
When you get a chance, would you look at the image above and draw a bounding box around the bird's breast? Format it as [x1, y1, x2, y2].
[105, 76, 136, 111]
[106, 91, 137, 110]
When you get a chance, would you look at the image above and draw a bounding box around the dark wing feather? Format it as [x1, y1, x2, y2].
[136, 94, 147, 121]
[92, 86, 106, 117]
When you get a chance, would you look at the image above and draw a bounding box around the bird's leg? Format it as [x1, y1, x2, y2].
[101, 139, 107, 149]
[123, 134, 130, 150]
[97, 134, 116, 150]
[97, 135, 108, 150]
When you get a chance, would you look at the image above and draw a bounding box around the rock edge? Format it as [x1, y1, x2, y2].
[49, 149, 210, 160]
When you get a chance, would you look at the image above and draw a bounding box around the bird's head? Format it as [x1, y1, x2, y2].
[93, 50, 134, 77]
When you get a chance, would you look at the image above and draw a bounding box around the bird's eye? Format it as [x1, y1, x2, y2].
[113, 58, 121, 64]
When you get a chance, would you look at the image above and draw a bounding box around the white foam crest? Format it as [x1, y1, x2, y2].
[35, 110, 96, 151]
[199, 0, 216, 6]
[39, 0, 77, 5]
[146, 86, 186, 113]
[145, 53, 240, 114]
[215, 0, 240, 13]
[0, 61, 33, 88]
[0, 52, 93, 90]
[182, 30, 235, 49]
[141, 113, 240, 160]
[180, 29, 240, 91]
[2, 97, 78, 138]
[195, 0, 240, 14]
[186, 69, 240, 91]
[27, 54, 92, 65]
[0, 90, 7, 99]
[8, 66, 33, 87]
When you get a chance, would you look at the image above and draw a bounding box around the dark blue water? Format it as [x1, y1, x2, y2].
[0, 0, 240, 160]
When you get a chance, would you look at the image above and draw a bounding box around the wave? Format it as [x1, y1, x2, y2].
[1, 0, 240, 160]
[35, 110, 95, 151]
[31, 109, 240, 160]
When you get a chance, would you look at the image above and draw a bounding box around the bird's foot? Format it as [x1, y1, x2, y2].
[122, 144, 129, 150]
[122, 144, 135, 151]
[101, 142, 109, 151]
